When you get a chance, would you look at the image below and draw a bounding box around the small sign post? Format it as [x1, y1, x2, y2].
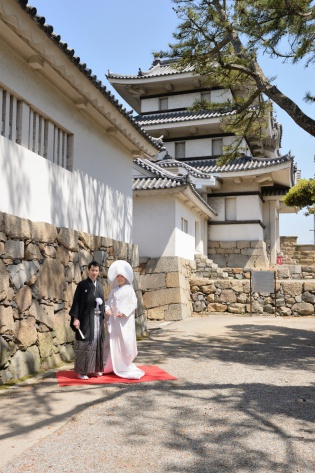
[250, 270, 277, 317]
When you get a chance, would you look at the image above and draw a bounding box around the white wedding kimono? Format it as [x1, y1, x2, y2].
[103, 283, 145, 379]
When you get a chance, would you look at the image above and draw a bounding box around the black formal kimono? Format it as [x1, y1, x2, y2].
[69, 277, 105, 375]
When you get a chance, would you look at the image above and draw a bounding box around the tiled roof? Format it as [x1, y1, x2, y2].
[134, 157, 183, 179]
[136, 109, 235, 126]
[15, 0, 161, 151]
[182, 154, 293, 173]
[133, 158, 217, 215]
[261, 185, 290, 196]
[155, 158, 215, 179]
[107, 59, 194, 80]
[133, 175, 186, 191]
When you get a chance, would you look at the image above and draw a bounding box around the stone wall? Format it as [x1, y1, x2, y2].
[191, 269, 315, 316]
[208, 240, 269, 268]
[0, 211, 145, 384]
[139, 256, 194, 321]
[280, 236, 315, 265]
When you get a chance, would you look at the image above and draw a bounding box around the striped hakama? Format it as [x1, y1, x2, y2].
[74, 310, 103, 375]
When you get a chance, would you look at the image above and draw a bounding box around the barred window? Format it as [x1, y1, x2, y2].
[0, 86, 72, 170]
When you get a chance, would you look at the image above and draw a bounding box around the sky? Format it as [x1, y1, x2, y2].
[27, 0, 315, 244]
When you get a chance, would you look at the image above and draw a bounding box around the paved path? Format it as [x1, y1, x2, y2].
[1, 314, 315, 473]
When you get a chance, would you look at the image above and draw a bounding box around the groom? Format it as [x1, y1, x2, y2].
[70, 260, 105, 380]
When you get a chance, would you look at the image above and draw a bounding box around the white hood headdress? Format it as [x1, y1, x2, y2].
[107, 260, 134, 286]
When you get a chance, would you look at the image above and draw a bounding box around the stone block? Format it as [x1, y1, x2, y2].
[201, 283, 216, 294]
[42, 245, 56, 258]
[227, 254, 253, 268]
[0, 306, 15, 334]
[64, 282, 77, 308]
[145, 257, 180, 274]
[13, 286, 32, 312]
[60, 344, 75, 362]
[236, 240, 249, 249]
[65, 263, 75, 282]
[217, 280, 232, 289]
[304, 281, 315, 292]
[9, 346, 40, 380]
[208, 241, 219, 248]
[57, 228, 78, 250]
[41, 353, 63, 370]
[220, 241, 236, 249]
[78, 232, 93, 249]
[302, 292, 315, 304]
[147, 307, 165, 320]
[31, 222, 57, 243]
[0, 335, 10, 367]
[54, 309, 74, 344]
[140, 273, 166, 291]
[167, 272, 187, 289]
[14, 317, 37, 348]
[282, 281, 303, 297]
[79, 249, 93, 268]
[190, 277, 213, 287]
[291, 302, 314, 315]
[276, 267, 290, 279]
[228, 303, 246, 314]
[219, 290, 237, 303]
[0, 260, 10, 300]
[113, 240, 129, 261]
[143, 288, 182, 309]
[278, 307, 292, 316]
[38, 332, 54, 359]
[56, 246, 70, 266]
[207, 302, 227, 312]
[7, 261, 40, 290]
[25, 243, 42, 260]
[3, 240, 24, 259]
[3, 213, 32, 240]
[165, 303, 191, 320]
[93, 250, 108, 267]
[29, 300, 54, 329]
[210, 254, 227, 267]
[38, 259, 65, 300]
[254, 255, 269, 269]
[0, 232, 6, 243]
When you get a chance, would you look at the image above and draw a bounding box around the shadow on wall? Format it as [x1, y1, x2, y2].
[1, 140, 31, 217]
[1, 133, 132, 240]
[48, 167, 132, 240]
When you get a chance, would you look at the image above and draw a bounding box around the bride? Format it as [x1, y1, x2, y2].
[103, 260, 145, 380]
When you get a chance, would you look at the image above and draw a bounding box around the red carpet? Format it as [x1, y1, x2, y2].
[56, 365, 177, 387]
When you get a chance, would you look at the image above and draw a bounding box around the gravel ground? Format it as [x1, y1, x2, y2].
[1, 314, 315, 473]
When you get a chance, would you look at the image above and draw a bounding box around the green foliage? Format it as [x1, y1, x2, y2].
[156, 0, 315, 160]
[283, 178, 315, 214]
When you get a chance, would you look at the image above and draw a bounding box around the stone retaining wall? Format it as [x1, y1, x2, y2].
[208, 240, 269, 268]
[139, 256, 194, 321]
[191, 273, 315, 316]
[280, 236, 315, 265]
[0, 211, 145, 384]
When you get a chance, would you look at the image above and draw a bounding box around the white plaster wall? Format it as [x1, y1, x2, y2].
[209, 195, 262, 222]
[133, 194, 205, 259]
[175, 198, 198, 259]
[0, 40, 134, 241]
[1, 42, 133, 183]
[237, 196, 263, 220]
[141, 89, 232, 113]
[133, 195, 176, 257]
[0, 137, 132, 241]
[209, 223, 264, 241]
[164, 136, 251, 159]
